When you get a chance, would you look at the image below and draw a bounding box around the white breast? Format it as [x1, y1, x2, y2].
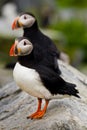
[13, 62, 52, 99]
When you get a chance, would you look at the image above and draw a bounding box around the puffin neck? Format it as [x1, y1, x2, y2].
[18, 55, 30, 63]
[23, 21, 38, 37]
[17, 53, 37, 68]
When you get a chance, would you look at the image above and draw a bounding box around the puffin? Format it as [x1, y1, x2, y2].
[11, 12, 62, 74]
[9, 37, 80, 119]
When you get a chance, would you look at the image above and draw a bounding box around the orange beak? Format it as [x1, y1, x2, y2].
[9, 43, 16, 56]
[12, 17, 20, 30]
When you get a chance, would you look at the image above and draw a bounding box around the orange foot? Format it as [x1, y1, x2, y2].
[27, 111, 39, 119]
[27, 99, 49, 119]
[27, 98, 42, 119]
[30, 110, 46, 119]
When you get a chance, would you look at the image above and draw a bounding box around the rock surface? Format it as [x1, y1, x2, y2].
[0, 60, 87, 130]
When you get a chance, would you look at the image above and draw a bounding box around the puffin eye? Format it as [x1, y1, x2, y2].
[24, 41, 27, 46]
[24, 16, 27, 19]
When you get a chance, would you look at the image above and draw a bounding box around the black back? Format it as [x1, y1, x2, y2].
[23, 16, 61, 74]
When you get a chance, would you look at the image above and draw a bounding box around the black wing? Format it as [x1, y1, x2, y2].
[35, 65, 79, 98]
[33, 31, 61, 74]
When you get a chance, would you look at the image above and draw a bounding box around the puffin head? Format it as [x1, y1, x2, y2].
[9, 37, 33, 56]
[12, 13, 36, 30]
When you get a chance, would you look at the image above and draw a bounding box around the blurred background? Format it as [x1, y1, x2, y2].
[0, 0, 87, 86]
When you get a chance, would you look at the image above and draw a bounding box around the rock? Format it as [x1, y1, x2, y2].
[0, 60, 87, 130]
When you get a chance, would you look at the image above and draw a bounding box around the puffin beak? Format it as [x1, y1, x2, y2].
[9, 43, 16, 56]
[12, 17, 23, 30]
[9, 43, 21, 56]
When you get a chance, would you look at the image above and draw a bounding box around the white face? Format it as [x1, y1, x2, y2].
[19, 14, 35, 27]
[16, 39, 33, 56]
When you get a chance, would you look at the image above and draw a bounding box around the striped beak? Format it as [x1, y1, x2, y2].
[9, 42, 21, 56]
[12, 17, 23, 30]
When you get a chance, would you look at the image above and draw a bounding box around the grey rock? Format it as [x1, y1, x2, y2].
[0, 60, 87, 130]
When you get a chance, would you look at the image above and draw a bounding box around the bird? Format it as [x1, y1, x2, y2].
[11, 12, 62, 74]
[9, 37, 80, 119]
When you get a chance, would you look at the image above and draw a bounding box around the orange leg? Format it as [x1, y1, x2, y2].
[31, 99, 49, 119]
[27, 98, 42, 119]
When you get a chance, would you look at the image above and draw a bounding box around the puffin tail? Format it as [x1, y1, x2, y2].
[64, 82, 80, 98]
